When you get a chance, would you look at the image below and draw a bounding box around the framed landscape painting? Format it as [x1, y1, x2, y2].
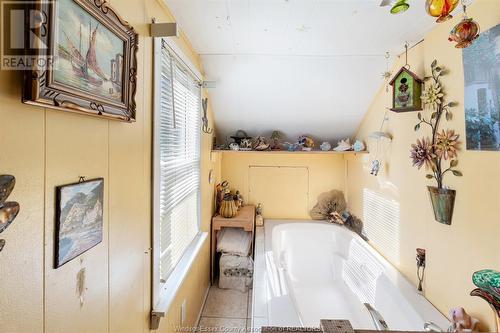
[23, 0, 138, 121]
[55, 178, 104, 268]
[463, 24, 500, 151]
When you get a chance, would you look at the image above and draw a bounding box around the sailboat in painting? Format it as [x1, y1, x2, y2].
[63, 22, 106, 87]
[54, 0, 125, 102]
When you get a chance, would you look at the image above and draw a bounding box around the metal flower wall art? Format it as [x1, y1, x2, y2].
[0, 175, 20, 252]
[411, 60, 462, 225]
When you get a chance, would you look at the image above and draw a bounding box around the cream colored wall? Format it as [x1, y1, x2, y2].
[0, 0, 219, 332]
[220, 152, 346, 219]
[346, 1, 500, 330]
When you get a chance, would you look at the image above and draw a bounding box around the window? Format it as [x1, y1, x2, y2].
[153, 38, 203, 309]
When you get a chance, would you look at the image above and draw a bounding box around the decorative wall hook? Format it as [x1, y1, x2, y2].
[416, 248, 426, 292]
[201, 98, 213, 134]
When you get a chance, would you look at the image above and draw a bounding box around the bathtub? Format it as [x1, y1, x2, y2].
[251, 219, 449, 331]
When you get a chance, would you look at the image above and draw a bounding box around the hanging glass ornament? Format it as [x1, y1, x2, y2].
[390, 0, 410, 14]
[448, 2, 480, 48]
[425, 0, 459, 23]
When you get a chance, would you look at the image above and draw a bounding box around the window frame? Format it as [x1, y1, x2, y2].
[152, 37, 206, 317]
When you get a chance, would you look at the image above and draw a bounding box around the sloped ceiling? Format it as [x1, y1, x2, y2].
[165, 0, 439, 143]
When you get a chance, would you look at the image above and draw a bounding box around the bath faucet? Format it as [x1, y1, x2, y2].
[424, 321, 444, 332]
[363, 303, 389, 331]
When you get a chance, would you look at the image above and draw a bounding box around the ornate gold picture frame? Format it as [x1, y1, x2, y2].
[23, 0, 138, 122]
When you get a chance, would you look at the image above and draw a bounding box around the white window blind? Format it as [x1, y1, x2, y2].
[156, 39, 201, 284]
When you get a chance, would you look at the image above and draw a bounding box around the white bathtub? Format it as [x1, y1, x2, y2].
[252, 219, 449, 331]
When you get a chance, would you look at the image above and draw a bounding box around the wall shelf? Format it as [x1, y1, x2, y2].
[211, 150, 368, 155]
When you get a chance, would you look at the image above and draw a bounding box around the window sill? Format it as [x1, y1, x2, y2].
[150, 232, 208, 330]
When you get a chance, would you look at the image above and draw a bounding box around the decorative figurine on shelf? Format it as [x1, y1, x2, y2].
[333, 138, 352, 151]
[425, 0, 459, 23]
[215, 181, 229, 214]
[298, 135, 315, 151]
[239, 138, 253, 151]
[219, 193, 238, 218]
[270, 131, 282, 150]
[283, 142, 300, 151]
[370, 160, 381, 176]
[253, 136, 271, 151]
[448, 1, 480, 49]
[233, 191, 243, 210]
[411, 60, 462, 225]
[230, 130, 252, 146]
[448, 307, 480, 333]
[353, 140, 365, 152]
[256, 203, 264, 226]
[320, 142, 332, 151]
[229, 142, 239, 151]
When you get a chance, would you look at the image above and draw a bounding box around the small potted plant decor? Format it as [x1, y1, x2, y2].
[410, 60, 462, 225]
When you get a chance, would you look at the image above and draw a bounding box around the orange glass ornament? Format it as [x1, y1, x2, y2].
[449, 17, 480, 48]
[425, 0, 459, 23]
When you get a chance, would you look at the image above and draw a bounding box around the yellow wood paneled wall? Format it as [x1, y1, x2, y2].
[0, 0, 219, 332]
[346, 1, 500, 330]
[220, 152, 346, 219]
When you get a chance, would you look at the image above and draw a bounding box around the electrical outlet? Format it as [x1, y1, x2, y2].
[181, 299, 187, 324]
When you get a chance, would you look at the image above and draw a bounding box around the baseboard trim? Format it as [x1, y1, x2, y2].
[195, 284, 211, 326]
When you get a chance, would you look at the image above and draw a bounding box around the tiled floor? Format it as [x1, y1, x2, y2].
[198, 285, 252, 333]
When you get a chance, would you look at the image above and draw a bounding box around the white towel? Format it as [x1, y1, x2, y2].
[217, 228, 252, 256]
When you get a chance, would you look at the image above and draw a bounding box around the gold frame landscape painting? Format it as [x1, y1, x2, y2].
[55, 178, 104, 268]
[23, 0, 138, 121]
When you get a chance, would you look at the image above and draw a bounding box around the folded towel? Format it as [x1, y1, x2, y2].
[217, 228, 252, 256]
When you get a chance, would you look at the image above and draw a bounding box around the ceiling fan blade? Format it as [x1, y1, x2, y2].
[380, 0, 394, 7]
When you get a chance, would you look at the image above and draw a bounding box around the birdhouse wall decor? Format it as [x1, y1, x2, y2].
[389, 66, 423, 112]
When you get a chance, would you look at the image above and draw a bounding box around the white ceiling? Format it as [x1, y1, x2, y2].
[165, 0, 439, 143]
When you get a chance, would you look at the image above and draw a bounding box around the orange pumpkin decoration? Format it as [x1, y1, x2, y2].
[425, 0, 459, 23]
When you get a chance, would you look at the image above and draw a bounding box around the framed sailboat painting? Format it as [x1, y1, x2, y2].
[22, 0, 138, 122]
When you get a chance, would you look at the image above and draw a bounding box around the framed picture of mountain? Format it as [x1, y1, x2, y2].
[463, 24, 500, 151]
[55, 178, 104, 268]
[23, 0, 138, 122]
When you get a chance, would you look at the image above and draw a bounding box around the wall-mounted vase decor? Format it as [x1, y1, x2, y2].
[462, 24, 499, 151]
[22, 0, 138, 122]
[0, 175, 20, 234]
[410, 60, 462, 225]
[55, 178, 104, 268]
[425, 0, 459, 23]
[389, 67, 423, 112]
